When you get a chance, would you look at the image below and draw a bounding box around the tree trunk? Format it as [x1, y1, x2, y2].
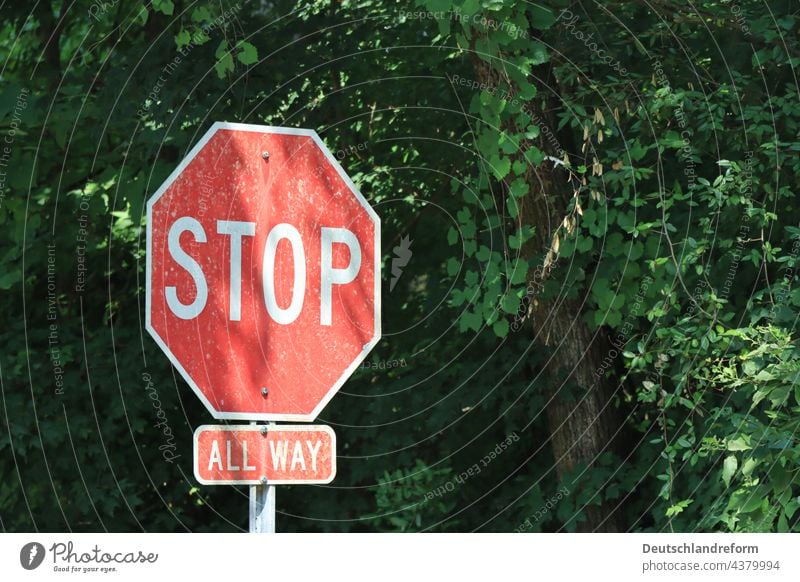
[472, 54, 628, 533]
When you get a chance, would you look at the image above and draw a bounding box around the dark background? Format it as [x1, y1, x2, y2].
[1, 0, 799, 532]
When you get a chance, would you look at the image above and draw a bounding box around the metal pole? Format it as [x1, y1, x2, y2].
[249, 421, 276, 533]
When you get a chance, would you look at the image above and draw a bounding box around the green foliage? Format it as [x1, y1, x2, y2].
[416, 0, 800, 532]
[372, 460, 459, 531]
[663, 326, 800, 532]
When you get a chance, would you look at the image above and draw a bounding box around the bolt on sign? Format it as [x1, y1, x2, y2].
[194, 425, 335, 485]
[146, 122, 381, 421]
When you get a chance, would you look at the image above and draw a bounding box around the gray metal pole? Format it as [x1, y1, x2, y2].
[249, 421, 276, 533]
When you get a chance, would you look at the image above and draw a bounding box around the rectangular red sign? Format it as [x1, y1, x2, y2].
[193, 425, 336, 485]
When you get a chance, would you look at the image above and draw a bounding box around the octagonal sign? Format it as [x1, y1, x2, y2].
[146, 122, 380, 421]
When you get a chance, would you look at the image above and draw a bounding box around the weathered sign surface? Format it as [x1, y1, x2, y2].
[146, 122, 380, 421]
[194, 424, 336, 485]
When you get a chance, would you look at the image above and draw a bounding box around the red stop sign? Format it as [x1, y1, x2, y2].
[146, 122, 380, 421]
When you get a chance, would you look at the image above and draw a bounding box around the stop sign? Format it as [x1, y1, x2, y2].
[146, 122, 380, 421]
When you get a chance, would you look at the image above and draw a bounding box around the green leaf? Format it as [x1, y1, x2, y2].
[152, 0, 174, 16]
[237, 42, 258, 65]
[492, 318, 509, 338]
[507, 195, 519, 218]
[754, 370, 775, 382]
[509, 178, 528, 198]
[722, 455, 737, 487]
[460, 0, 481, 17]
[726, 436, 751, 451]
[512, 160, 528, 176]
[740, 491, 765, 513]
[214, 41, 234, 78]
[527, 42, 549, 65]
[769, 464, 790, 493]
[175, 29, 191, 49]
[518, 82, 537, 100]
[741, 457, 758, 477]
[501, 293, 520, 314]
[491, 156, 511, 179]
[628, 140, 647, 161]
[134, 5, 148, 25]
[460, 310, 482, 332]
[509, 260, 529, 284]
[778, 513, 790, 533]
[605, 309, 622, 327]
[525, 146, 545, 165]
[528, 6, 556, 30]
[665, 499, 693, 517]
[192, 6, 212, 22]
[447, 227, 459, 245]
[481, 0, 504, 11]
[446, 257, 459, 277]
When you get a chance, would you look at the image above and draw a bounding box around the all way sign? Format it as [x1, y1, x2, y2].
[194, 425, 335, 485]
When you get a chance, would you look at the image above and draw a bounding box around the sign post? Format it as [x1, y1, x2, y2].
[146, 122, 379, 532]
[249, 422, 275, 533]
[249, 471, 276, 533]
